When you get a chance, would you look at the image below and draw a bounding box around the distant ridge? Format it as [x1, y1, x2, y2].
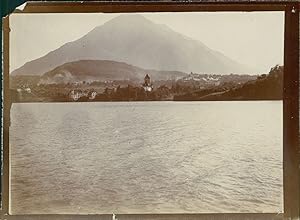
[40, 60, 187, 84]
[12, 14, 255, 76]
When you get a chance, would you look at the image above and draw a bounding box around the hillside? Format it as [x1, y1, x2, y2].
[174, 65, 283, 101]
[11, 14, 254, 77]
[40, 60, 187, 84]
[219, 65, 283, 100]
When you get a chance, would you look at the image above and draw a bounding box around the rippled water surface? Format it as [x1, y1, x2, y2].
[10, 101, 283, 214]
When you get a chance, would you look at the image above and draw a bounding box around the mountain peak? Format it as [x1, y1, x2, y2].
[103, 14, 153, 27]
[112, 14, 148, 20]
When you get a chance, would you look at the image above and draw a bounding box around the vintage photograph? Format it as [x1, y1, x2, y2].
[9, 12, 284, 214]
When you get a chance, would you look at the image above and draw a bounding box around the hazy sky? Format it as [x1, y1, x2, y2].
[10, 12, 284, 73]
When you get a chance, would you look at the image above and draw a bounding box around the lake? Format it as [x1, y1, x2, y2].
[9, 101, 283, 214]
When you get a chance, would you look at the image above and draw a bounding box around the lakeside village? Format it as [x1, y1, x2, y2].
[69, 74, 154, 101]
[12, 73, 183, 102]
[10, 65, 283, 102]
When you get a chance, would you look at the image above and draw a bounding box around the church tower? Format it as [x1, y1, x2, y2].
[142, 74, 153, 92]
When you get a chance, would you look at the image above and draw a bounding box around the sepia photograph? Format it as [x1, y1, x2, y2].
[8, 11, 284, 214]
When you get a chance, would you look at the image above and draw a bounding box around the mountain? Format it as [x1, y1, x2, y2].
[11, 14, 254, 76]
[39, 60, 186, 84]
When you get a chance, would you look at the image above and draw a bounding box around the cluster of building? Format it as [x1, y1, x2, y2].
[68, 74, 153, 101]
[182, 72, 221, 86]
[69, 89, 97, 101]
[16, 85, 32, 94]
